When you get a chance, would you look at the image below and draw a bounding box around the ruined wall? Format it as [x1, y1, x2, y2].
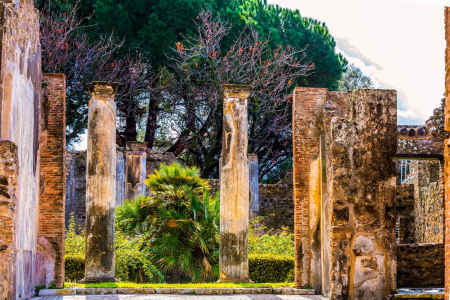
[412, 160, 444, 243]
[397, 243, 444, 288]
[37, 74, 66, 288]
[65, 152, 86, 229]
[396, 185, 415, 244]
[209, 178, 294, 229]
[0, 141, 18, 300]
[259, 183, 293, 229]
[0, 0, 42, 298]
[325, 90, 397, 300]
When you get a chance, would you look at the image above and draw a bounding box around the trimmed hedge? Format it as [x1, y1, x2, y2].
[65, 254, 294, 283]
[249, 254, 294, 283]
[65, 255, 85, 282]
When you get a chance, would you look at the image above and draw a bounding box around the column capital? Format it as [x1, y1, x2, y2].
[88, 82, 119, 99]
[222, 84, 251, 99]
[126, 141, 148, 153]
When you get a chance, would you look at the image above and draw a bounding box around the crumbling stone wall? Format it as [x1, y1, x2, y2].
[412, 160, 444, 243]
[37, 74, 66, 288]
[397, 243, 444, 288]
[209, 179, 294, 229]
[258, 183, 293, 229]
[396, 185, 415, 244]
[0, 0, 42, 298]
[325, 89, 397, 300]
[293, 88, 397, 299]
[0, 141, 18, 300]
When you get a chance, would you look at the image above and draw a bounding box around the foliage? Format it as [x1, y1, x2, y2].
[249, 254, 294, 283]
[338, 64, 374, 92]
[37, 0, 346, 169]
[64, 282, 294, 288]
[248, 218, 294, 257]
[64, 218, 162, 282]
[40, 1, 153, 146]
[65, 255, 85, 282]
[116, 163, 219, 282]
[157, 12, 311, 178]
[65, 215, 85, 255]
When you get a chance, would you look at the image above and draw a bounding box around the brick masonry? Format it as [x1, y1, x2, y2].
[0, 141, 18, 300]
[38, 74, 66, 288]
[292, 87, 327, 290]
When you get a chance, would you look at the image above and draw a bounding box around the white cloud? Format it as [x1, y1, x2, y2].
[268, 0, 450, 124]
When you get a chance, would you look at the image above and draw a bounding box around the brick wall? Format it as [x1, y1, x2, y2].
[292, 87, 327, 289]
[38, 74, 66, 288]
[397, 243, 444, 288]
[0, 141, 18, 300]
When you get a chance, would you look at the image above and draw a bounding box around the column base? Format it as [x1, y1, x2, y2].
[80, 277, 116, 283]
[218, 278, 253, 283]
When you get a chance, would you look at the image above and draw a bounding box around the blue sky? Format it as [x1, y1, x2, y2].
[269, 0, 450, 125]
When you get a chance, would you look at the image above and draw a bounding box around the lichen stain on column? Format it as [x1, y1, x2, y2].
[219, 84, 251, 283]
[84, 82, 118, 282]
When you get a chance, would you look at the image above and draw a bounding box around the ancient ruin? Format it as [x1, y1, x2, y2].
[219, 84, 251, 283]
[293, 88, 398, 299]
[84, 82, 118, 282]
[0, 0, 449, 299]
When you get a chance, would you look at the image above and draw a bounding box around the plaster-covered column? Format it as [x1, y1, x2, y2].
[125, 142, 147, 201]
[248, 153, 259, 218]
[219, 84, 251, 283]
[84, 82, 117, 282]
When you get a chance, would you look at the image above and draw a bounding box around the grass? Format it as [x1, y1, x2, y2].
[64, 282, 295, 289]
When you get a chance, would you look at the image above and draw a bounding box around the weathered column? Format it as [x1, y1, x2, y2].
[38, 74, 66, 288]
[248, 153, 259, 218]
[0, 141, 18, 300]
[444, 7, 450, 300]
[292, 87, 327, 289]
[84, 82, 117, 282]
[219, 84, 251, 283]
[125, 142, 147, 201]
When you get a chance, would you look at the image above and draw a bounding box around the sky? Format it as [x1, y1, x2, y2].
[269, 0, 450, 125]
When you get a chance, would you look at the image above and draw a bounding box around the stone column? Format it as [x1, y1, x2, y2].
[445, 7, 450, 300]
[219, 84, 251, 283]
[38, 74, 66, 288]
[125, 142, 147, 201]
[248, 153, 259, 218]
[292, 87, 327, 289]
[84, 82, 117, 282]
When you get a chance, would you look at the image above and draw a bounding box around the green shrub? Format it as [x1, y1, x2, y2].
[65, 219, 163, 282]
[249, 254, 294, 283]
[65, 255, 85, 282]
[248, 218, 294, 257]
[65, 215, 85, 256]
[116, 163, 219, 283]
